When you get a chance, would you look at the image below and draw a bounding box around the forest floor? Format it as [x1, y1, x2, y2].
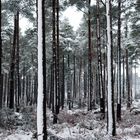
[0, 100, 140, 140]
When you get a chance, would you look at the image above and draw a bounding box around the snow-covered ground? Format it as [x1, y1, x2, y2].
[0, 100, 140, 140]
[4, 133, 32, 140]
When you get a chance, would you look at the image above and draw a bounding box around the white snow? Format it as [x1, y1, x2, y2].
[4, 133, 32, 140]
[14, 112, 23, 119]
[124, 137, 140, 140]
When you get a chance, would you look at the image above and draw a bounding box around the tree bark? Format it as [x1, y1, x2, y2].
[9, 15, 17, 109]
[61, 54, 65, 109]
[117, 0, 122, 122]
[126, 49, 130, 108]
[67, 54, 71, 110]
[122, 55, 125, 99]
[56, 0, 60, 117]
[16, 11, 21, 110]
[106, 0, 116, 136]
[37, 0, 47, 139]
[96, 0, 105, 114]
[88, 0, 92, 111]
[0, 0, 2, 109]
[52, 0, 58, 124]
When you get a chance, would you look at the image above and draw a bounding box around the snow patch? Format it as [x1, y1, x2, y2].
[4, 133, 32, 140]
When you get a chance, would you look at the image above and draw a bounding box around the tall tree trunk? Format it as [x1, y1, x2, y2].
[134, 63, 136, 100]
[7, 74, 10, 107]
[3, 74, 7, 106]
[22, 65, 26, 104]
[0, 0, 2, 109]
[96, 0, 105, 115]
[34, 73, 38, 104]
[106, 0, 116, 136]
[67, 54, 71, 110]
[9, 15, 17, 109]
[16, 11, 21, 110]
[110, 1, 116, 136]
[52, 0, 58, 124]
[37, 0, 47, 139]
[73, 55, 76, 99]
[56, 0, 60, 117]
[126, 49, 130, 108]
[88, 0, 92, 111]
[49, 64, 52, 109]
[5, 74, 8, 107]
[117, 0, 122, 122]
[84, 59, 87, 100]
[122, 55, 125, 99]
[61, 54, 65, 109]
[26, 75, 29, 105]
[78, 58, 82, 108]
[130, 62, 133, 104]
[50, 63, 54, 112]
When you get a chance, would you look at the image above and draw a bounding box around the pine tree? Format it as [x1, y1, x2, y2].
[88, 0, 92, 111]
[106, 0, 116, 136]
[96, 0, 105, 115]
[9, 15, 17, 109]
[37, 0, 47, 139]
[52, 0, 58, 124]
[126, 49, 131, 108]
[16, 11, 21, 111]
[117, 0, 122, 122]
[0, 0, 2, 109]
[56, 0, 60, 114]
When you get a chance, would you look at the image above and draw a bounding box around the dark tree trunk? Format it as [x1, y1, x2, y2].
[33, 73, 37, 105]
[48, 66, 52, 109]
[56, 0, 60, 115]
[117, 0, 122, 122]
[3, 74, 7, 106]
[50, 63, 54, 111]
[0, 0, 2, 109]
[42, 0, 47, 137]
[134, 63, 136, 100]
[26, 75, 29, 105]
[16, 11, 21, 110]
[122, 55, 125, 99]
[96, 0, 105, 114]
[7, 74, 10, 107]
[28, 74, 31, 105]
[110, 2, 116, 136]
[1, 74, 3, 107]
[67, 54, 71, 110]
[73, 55, 76, 99]
[126, 49, 130, 108]
[52, 0, 58, 124]
[5, 74, 8, 107]
[130, 63, 133, 104]
[9, 15, 17, 109]
[61, 54, 65, 109]
[78, 58, 82, 108]
[84, 59, 87, 99]
[88, 0, 92, 111]
[22, 66, 26, 104]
